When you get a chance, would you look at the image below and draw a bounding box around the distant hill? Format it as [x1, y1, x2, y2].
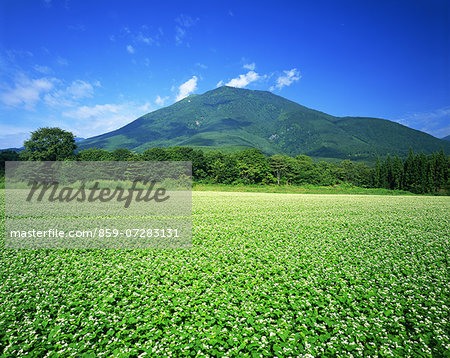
[442, 135, 450, 141]
[0, 147, 23, 153]
[78, 86, 450, 162]
[0, 137, 84, 152]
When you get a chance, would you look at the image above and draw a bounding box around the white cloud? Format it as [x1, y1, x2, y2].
[66, 80, 95, 99]
[56, 56, 68, 66]
[0, 74, 55, 109]
[137, 32, 154, 45]
[0, 124, 32, 148]
[155, 95, 169, 106]
[196, 62, 208, 69]
[0, 132, 29, 149]
[61, 102, 153, 138]
[175, 14, 197, 28]
[44, 80, 97, 107]
[175, 27, 186, 45]
[34, 64, 52, 74]
[396, 107, 450, 138]
[138, 102, 152, 112]
[174, 14, 198, 45]
[5, 49, 33, 62]
[270, 68, 301, 91]
[243, 62, 256, 70]
[225, 71, 263, 88]
[114, 26, 161, 49]
[62, 104, 130, 136]
[0, 73, 100, 110]
[216, 80, 224, 87]
[63, 104, 122, 120]
[176, 76, 198, 101]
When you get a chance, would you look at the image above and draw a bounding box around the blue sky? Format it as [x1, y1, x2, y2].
[0, 0, 449, 148]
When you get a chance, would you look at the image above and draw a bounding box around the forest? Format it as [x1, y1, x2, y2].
[1, 145, 448, 195]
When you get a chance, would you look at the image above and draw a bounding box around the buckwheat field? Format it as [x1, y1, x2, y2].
[1, 191, 449, 357]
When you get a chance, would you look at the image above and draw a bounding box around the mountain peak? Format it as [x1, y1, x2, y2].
[78, 87, 450, 161]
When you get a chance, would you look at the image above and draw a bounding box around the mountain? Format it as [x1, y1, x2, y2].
[78, 86, 450, 162]
[0, 147, 24, 153]
[442, 135, 450, 141]
[1, 138, 84, 153]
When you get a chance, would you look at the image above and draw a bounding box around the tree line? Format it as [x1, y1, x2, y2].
[1, 127, 449, 194]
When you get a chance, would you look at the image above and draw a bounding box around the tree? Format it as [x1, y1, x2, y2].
[269, 155, 289, 185]
[206, 152, 239, 184]
[417, 152, 429, 193]
[373, 157, 381, 187]
[0, 150, 20, 179]
[338, 160, 356, 183]
[20, 127, 77, 161]
[380, 155, 393, 189]
[313, 161, 338, 186]
[0, 150, 20, 169]
[77, 148, 112, 161]
[354, 162, 371, 187]
[141, 147, 169, 161]
[166, 147, 207, 180]
[392, 156, 403, 190]
[403, 147, 415, 191]
[294, 155, 315, 184]
[435, 148, 448, 191]
[111, 148, 134, 161]
[235, 149, 273, 184]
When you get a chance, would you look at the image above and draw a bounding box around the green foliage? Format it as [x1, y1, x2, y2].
[204, 151, 239, 184]
[0, 150, 20, 180]
[141, 147, 169, 161]
[75, 145, 450, 193]
[165, 147, 208, 180]
[372, 148, 449, 194]
[77, 148, 113, 161]
[269, 155, 290, 185]
[0, 150, 20, 167]
[193, 183, 415, 195]
[77, 87, 450, 162]
[4, 140, 449, 193]
[111, 148, 135, 161]
[21, 127, 77, 161]
[0, 191, 449, 356]
[235, 149, 273, 184]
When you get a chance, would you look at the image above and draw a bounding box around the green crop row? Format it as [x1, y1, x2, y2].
[0, 191, 449, 357]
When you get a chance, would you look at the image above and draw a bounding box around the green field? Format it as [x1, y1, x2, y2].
[192, 183, 418, 196]
[1, 191, 449, 357]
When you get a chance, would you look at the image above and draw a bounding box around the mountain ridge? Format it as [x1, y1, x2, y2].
[78, 86, 450, 162]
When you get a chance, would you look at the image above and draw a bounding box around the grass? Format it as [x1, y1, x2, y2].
[1, 190, 449, 356]
[192, 183, 417, 195]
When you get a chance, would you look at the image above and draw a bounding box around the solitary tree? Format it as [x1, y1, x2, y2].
[269, 155, 289, 185]
[20, 127, 77, 161]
